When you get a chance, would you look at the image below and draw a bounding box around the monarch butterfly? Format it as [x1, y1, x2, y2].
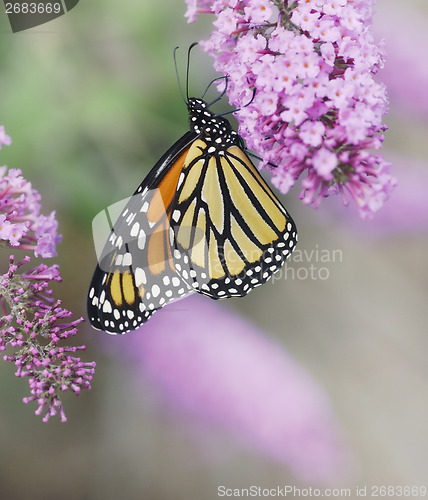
[88, 44, 297, 334]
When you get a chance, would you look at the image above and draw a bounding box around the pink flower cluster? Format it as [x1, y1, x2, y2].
[1, 257, 95, 422]
[186, 0, 395, 217]
[0, 163, 60, 258]
[0, 132, 95, 422]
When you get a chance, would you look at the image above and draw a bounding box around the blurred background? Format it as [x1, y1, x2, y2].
[0, 0, 427, 498]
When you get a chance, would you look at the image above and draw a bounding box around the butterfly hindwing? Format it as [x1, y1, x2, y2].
[170, 140, 297, 299]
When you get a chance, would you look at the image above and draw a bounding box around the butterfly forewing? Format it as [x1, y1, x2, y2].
[87, 133, 197, 333]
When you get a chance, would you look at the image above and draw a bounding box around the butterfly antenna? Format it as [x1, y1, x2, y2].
[205, 76, 228, 106]
[174, 46, 187, 105]
[186, 42, 198, 101]
[215, 87, 256, 117]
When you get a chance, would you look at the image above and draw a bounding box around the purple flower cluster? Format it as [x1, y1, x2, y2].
[0, 133, 95, 422]
[186, 0, 395, 217]
[1, 257, 95, 422]
[0, 163, 60, 258]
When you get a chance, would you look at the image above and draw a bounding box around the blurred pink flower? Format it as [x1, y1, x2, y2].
[374, 4, 428, 117]
[106, 295, 349, 482]
[326, 155, 428, 235]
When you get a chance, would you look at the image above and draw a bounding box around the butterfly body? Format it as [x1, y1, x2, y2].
[188, 97, 239, 146]
[88, 94, 297, 334]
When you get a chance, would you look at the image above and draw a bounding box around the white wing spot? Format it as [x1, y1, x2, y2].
[102, 300, 112, 313]
[135, 267, 147, 287]
[122, 252, 132, 266]
[172, 277, 181, 287]
[126, 212, 136, 225]
[177, 172, 185, 188]
[141, 201, 149, 213]
[172, 210, 181, 222]
[138, 231, 146, 250]
[130, 222, 140, 238]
